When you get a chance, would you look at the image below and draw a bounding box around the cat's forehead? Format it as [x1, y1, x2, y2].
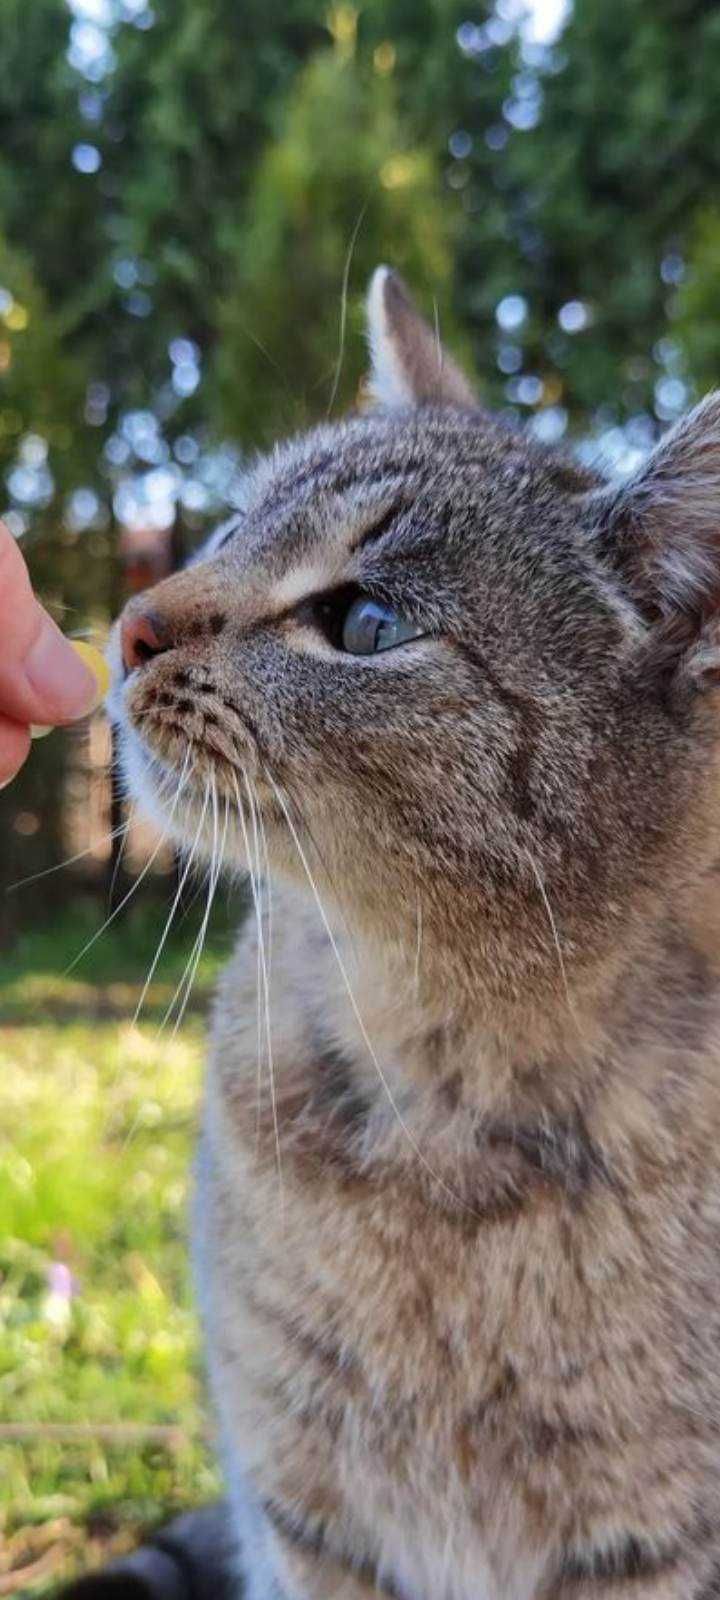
[248, 406, 535, 522]
[206, 406, 569, 583]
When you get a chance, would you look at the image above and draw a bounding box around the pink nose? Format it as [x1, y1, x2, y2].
[121, 609, 168, 674]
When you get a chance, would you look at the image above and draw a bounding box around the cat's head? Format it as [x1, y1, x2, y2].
[109, 268, 720, 1013]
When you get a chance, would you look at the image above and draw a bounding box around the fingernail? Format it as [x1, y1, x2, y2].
[30, 724, 54, 740]
[25, 619, 100, 720]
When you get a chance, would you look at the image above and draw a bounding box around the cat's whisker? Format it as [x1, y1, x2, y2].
[7, 819, 131, 894]
[107, 799, 135, 908]
[523, 846, 581, 1036]
[253, 779, 276, 1145]
[107, 755, 164, 912]
[157, 775, 212, 1034]
[250, 775, 273, 982]
[164, 780, 218, 1035]
[132, 783, 211, 1026]
[236, 318, 295, 412]
[168, 776, 228, 1038]
[251, 777, 275, 1117]
[62, 757, 192, 975]
[232, 772, 266, 1145]
[326, 199, 368, 419]
[432, 295, 443, 387]
[64, 831, 168, 977]
[175, 787, 226, 1018]
[118, 777, 211, 1154]
[279, 786, 361, 975]
[232, 768, 283, 1208]
[248, 799, 266, 1152]
[414, 889, 424, 995]
[266, 770, 480, 1221]
[246, 774, 278, 1181]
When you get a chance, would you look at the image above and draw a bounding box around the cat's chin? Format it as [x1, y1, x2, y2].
[118, 725, 200, 847]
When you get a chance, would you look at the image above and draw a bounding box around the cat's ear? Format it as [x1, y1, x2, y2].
[590, 392, 720, 689]
[366, 266, 476, 410]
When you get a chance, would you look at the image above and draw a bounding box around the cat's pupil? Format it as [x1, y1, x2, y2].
[339, 595, 425, 656]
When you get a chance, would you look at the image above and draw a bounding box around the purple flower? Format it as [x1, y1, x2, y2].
[47, 1261, 75, 1300]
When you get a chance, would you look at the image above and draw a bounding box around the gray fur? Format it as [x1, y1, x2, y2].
[110, 272, 720, 1600]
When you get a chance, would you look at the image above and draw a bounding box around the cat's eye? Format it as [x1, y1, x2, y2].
[339, 596, 425, 656]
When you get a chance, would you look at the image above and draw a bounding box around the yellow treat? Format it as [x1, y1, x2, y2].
[30, 637, 109, 738]
[69, 638, 111, 699]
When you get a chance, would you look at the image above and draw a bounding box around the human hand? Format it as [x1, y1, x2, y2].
[0, 518, 100, 787]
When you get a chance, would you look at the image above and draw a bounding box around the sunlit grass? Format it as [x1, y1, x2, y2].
[0, 898, 242, 1592]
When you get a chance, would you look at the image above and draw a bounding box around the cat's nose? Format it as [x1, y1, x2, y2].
[121, 609, 169, 674]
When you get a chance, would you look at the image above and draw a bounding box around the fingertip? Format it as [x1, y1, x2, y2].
[0, 715, 32, 788]
[24, 616, 100, 723]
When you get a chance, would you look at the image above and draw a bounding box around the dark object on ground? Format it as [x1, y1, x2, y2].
[59, 1504, 239, 1600]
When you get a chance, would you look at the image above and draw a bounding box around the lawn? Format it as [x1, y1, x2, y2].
[0, 893, 244, 1595]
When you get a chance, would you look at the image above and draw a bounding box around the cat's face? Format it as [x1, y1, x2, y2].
[109, 269, 720, 1007]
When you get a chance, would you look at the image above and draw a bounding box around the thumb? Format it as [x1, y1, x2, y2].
[0, 522, 99, 726]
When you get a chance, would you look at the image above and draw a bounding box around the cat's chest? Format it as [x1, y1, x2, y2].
[197, 1097, 631, 1596]
[365, 1514, 549, 1600]
[201, 920, 720, 1597]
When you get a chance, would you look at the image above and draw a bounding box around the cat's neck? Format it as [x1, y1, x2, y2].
[319, 863, 720, 1119]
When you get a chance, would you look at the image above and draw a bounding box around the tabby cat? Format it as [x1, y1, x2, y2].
[110, 268, 720, 1599]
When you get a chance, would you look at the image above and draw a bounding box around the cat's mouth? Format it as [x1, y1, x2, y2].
[129, 694, 256, 787]
[127, 654, 259, 771]
[108, 628, 273, 864]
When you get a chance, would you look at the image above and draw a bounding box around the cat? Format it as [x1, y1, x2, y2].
[109, 266, 720, 1599]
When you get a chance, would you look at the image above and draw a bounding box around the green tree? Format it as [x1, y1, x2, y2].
[452, 0, 720, 435]
[215, 21, 464, 441]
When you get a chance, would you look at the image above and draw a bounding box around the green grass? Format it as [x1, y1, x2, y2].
[0, 894, 243, 1594]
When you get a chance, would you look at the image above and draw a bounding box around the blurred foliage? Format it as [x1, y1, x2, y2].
[2, 0, 720, 537]
[216, 41, 464, 439]
[675, 205, 720, 396]
[475, 0, 720, 429]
